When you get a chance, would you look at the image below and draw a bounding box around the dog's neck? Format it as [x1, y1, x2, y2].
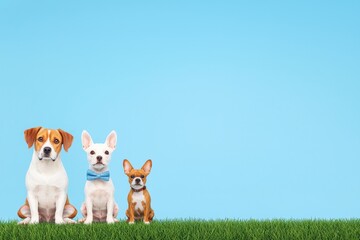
[89, 165, 109, 173]
[131, 186, 146, 192]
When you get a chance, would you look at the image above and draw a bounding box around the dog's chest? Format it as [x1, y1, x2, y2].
[86, 180, 113, 210]
[132, 192, 145, 213]
[27, 158, 68, 191]
[35, 185, 59, 208]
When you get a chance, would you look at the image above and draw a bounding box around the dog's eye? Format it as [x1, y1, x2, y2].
[90, 150, 95, 155]
[37, 137, 43, 142]
[140, 175, 144, 178]
[54, 139, 60, 144]
[105, 150, 109, 155]
[130, 175, 135, 179]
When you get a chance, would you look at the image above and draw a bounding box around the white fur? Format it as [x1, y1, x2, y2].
[81, 130, 118, 224]
[132, 191, 145, 214]
[24, 144, 69, 224]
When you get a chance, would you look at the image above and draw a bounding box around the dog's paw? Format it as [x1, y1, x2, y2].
[128, 221, 135, 224]
[55, 218, 66, 224]
[18, 217, 31, 225]
[106, 218, 115, 224]
[144, 221, 150, 225]
[78, 218, 86, 223]
[29, 218, 39, 224]
[64, 218, 76, 224]
[113, 218, 120, 223]
[84, 219, 93, 225]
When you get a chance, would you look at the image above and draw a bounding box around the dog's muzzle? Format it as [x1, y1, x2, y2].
[38, 147, 56, 161]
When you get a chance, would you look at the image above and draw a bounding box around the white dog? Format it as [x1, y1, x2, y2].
[79, 130, 119, 224]
[18, 127, 77, 224]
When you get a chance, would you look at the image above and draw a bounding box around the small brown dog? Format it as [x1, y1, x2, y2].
[123, 159, 154, 224]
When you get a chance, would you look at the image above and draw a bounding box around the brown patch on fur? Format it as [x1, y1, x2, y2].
[49, 130, 63, 154]
[34, 128, 49, 152]
[24, 127, 42, 148]
[17, 199, 29, 219]
[65, 197, 78, 218]
[57, 129, 73, 152]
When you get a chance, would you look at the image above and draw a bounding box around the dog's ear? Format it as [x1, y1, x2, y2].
[105, 130, 117, 150]
[81, 130, 93, 150]
[123, 159, 133, 175]
[58, 129, 74, 152]
[141, 159, 152, 175]
[24, 127, 42, 148]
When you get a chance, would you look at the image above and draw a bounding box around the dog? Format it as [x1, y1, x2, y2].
[79, 130, 119, 224]
[17, 127, 77, 224]
[123, 159, 154, 224]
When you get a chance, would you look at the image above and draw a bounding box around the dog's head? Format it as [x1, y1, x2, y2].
[82, 130, 117, 172]
[123, 159, 152, 190]
[24, 127, 73, 161]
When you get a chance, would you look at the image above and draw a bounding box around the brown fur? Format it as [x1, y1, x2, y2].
[58, 129, 73, 152]
[24, 127, 73, 153]
[24, 127, 42, 149]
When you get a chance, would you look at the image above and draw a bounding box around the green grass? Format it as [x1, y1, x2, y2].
[1, 219, 360, 240]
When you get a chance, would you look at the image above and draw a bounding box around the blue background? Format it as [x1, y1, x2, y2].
[0, 1, 359, 220]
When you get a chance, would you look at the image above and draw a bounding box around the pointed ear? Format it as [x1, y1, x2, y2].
[141, 159, 152, 175]
[105, 130, 117, 150]
[123, 159, 133, 175]
[81, 130, 93, 150]
[58, 129, 74, 152]
[24, 127, 42, 148]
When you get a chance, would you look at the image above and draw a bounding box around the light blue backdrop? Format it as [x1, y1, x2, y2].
[0, 1, 359, 220]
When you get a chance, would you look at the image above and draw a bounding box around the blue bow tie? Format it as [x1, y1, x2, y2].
[87, 169, 110, 181]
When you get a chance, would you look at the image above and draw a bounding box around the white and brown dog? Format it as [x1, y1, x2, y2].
[17, 127, 77, 224]
[123, 159, 154, 224]
[79, 130, 119, 224]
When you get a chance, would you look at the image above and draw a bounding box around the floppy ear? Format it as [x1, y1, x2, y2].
[81, 130, 93, 150]
[24, 127, 42, 148]
[105, 130, 117, 150]
[123, 159, 133, 175]
[58, 129, 74, 152]
[141, 159, 152, 175]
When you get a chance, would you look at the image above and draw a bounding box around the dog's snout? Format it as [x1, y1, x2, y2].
[96, 156, 103, 162]
[135, 178, 141, 184]
[43, 147, 51, 155]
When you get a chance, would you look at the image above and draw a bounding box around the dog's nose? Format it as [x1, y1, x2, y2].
[96, 156, 103, 162]
[135, 178, 141, 184]
[44, 147, 51, 154]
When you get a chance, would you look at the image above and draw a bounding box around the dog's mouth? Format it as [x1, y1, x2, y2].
[38, 154, 57, 161]
[131, 183, 144, 189]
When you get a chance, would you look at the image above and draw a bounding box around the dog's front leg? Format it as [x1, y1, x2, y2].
[28, 192, 39, 224]
[128, 202, 136, 224]
[142, 201, 150, 224]
[55, 192, 66, 224]
[106, 196, 115, 224]
[84, 197, 93, 224]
